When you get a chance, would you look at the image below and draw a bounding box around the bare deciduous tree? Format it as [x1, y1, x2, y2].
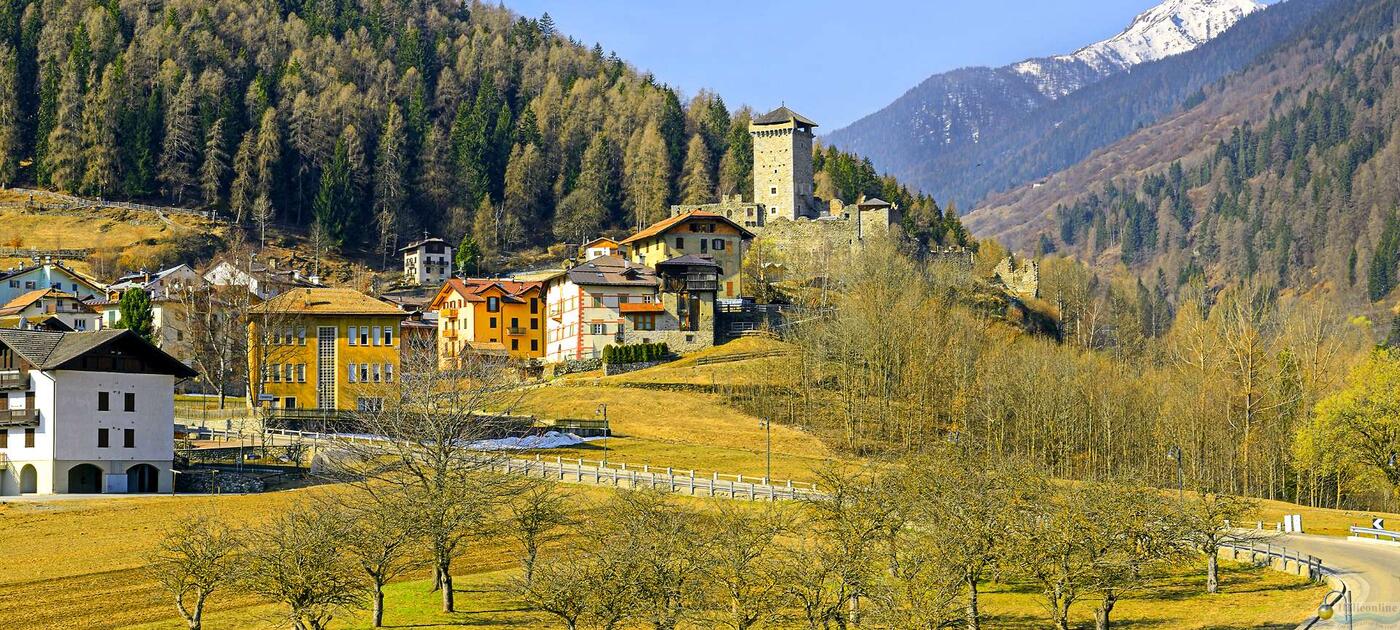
[240, 508, 363, 630]
[149, 514, 241, 630]
[507, 478, 573, 586]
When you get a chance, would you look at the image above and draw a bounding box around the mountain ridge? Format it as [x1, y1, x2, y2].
[824, 0, 1265, 207]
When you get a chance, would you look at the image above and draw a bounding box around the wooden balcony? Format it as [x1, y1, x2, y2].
[0, 408, 38, 428]
[0, 371, 26, 390]
[442, 328, 458, 339]
[506, 326, 527, 336]
[440, 308, 458, 318]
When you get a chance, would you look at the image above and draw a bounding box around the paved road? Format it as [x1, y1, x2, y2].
[1279, 534, 1400, 629]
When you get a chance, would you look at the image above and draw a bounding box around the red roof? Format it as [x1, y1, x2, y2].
[429, 278, 541, 310]
[620, 210, 755, 245]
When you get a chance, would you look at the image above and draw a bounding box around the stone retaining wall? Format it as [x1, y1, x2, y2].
[175, 469, 267, 493]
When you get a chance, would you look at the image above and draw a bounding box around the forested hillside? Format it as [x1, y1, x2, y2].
[0, 0, 955, 268]
[828, 0, 1326, 213]
[969, 0, 1400, 302]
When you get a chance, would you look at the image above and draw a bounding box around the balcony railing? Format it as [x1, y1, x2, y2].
[507, 326, 527, 336]
[442, 328, 458, 339]
[440, 308, 458, 318]
[0, 408, 38, 427]
[0, 371, 25, 390]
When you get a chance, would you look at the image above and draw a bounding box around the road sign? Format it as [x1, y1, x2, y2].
[1374, 517, 1385, 530]
[257, 394, 275, 402]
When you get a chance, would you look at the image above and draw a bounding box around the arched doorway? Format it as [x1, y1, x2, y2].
[126, 464, 159, 493]
[67, 464, 102, 493]
[19, 464, 37, 494]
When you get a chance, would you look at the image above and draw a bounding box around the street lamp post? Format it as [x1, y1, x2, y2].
[759, 418, 772, 482]
[1166, 445, 1184, 505]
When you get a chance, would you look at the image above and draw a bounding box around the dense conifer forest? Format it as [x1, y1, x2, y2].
[0, 0, 964, 263]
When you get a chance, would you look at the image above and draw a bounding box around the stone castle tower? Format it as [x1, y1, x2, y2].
[750, 106, 818, 221]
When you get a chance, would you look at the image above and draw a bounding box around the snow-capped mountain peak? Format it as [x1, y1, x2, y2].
[1062, 0, 1265, 71]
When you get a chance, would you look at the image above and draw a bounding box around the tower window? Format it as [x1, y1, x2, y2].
[770, 187, 777, 195]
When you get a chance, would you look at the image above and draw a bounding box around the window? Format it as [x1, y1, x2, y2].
[382, 327, 393, 346]
[271, 364, 281, 383]
[348, 325, 357, 346]
[124, 392, 135, 412]
[530, 318, 538, 330]
[770, 187, 778, 195]
[6, 280, 15, 288]
[511, 339, 519, 350]
[591, 323, 607, 335]
[74, 319, 86, 331]
[283, 328, 293, 345]
[700, 239, 708, 253]
[360, 326, 370, 346]
[24, 428, 34, 447]
[371, 326, 381, 346]
[0, 430, 6, 448]
[296, 364, 306, 383]
[635, 314, 656, 331]
[348, 363, 358, 383]
[675, 237, 684, 249]
[510, 317, 519, 329]
[98, 391, 109, 411]
[530, 298, 538, 314]
[357, 397, 385, 412]
[384, 363, 394, 382]
[487, 297, 500, 312]
[530, 340, 538, 352]
[284, 397, 297, 409]
[360, 364, 369, 383]
[372, 364, 381, 383]
[298, 327, 306, 345]
[24, 281, 34, 289]
[284, 364, 294, 382]
[592, 296, 604, 308]
[98, 428, 109, 448]
[713, 239, 725, 251]
[123, 428, 134, 448]
[490, 317, 497, 328]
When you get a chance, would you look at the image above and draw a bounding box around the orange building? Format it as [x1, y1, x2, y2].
[428, 279, 545, 365]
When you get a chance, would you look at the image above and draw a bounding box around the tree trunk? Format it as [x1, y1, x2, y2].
[373, 583, 385, 627]
[440, 558, 455, 612]
[1207, 551, 1220, 594]
[965, 576, 981, 630]
[1095, 594, 1116, 630]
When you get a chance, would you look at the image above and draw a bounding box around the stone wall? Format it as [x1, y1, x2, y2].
[993, 257, 1040, 298]
[176, 469, 267, 493]
[602, 357, 675, 376]
[670, 195, 764, 229]
[545, 357, 602, 378]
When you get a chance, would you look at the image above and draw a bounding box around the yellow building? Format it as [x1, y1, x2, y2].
[248, 288, 406, 412]
[621, 210, 754, 299]
[428, 279, 544, 365]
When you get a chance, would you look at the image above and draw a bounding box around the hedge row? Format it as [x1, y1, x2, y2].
[603, 342, 670, 365]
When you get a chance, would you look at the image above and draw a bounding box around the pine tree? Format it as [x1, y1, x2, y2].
[472, 194, 500, 264]
[34, 60, 58, 184]
[200, 118, 229, 208]
[159, 76, 199, 203]
[624, 124, 670, 229]
[80, 65, 117, 197]
[252, 108, 281, 242]
[718, 109, 753, 197]
[553, 132, 618, 243]
[680, 134, 714, 204]
[114, 289, 155, 343]
[374, 103, 407, 265]
[455, 234, 482, 276]
[0, 44, 18, 185]
[44, 59, 84, 192]
[502, 142, 546, 248]
[313, 133, 354, 247]
[415, 125, 453, 224]
[229, 129, 257, 223]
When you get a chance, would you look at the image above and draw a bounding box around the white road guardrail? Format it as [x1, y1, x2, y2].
[1348, 525, 1400, 543]
[198, 427, 821, 502]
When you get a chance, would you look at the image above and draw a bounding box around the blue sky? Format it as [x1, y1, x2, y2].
[503, 0, 1170, 130]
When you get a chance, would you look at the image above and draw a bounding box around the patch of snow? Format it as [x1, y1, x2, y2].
[470, 431, 601, 451]
[1059, 0, 1264, 71]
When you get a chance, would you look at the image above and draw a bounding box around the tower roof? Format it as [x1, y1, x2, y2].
[752, 106, 818, 127]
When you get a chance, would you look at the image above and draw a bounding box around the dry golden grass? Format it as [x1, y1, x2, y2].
[0, 487, 1329, 630]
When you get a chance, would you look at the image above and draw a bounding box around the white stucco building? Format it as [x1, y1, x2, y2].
[400, 236, 454, 285]
[543, 255, 661, 362]
[0, 329, 197, 495]
[0, 260, 104, 305]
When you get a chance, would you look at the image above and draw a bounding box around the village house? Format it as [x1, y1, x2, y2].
[204, 257, 321, 300]
[621, 211, 753, 299]
[400, 236, 454, 286]
[0, 328, 197, 495]
[580, 237, 622, 261]
[88, 265, 205, 362]
[0, 288, 100, 332]
[428, 278, 544, 365]
[543, 254, 719, 362]
[247, 288, 405, 413]
[0, 260, 104, 305]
